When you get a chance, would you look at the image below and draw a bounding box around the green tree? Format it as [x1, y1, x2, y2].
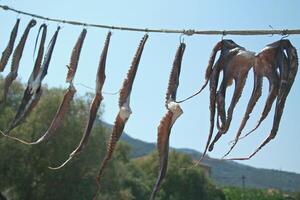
[0, 78, 131, 200]
[223, 187, 287, 200]
[294, 190, 300, 200]
[131, 150, 225, 200]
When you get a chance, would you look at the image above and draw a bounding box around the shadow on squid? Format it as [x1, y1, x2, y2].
[150, 42, 185, 200]
[93, 34, 148, 200]
[224, 39, 298, 160]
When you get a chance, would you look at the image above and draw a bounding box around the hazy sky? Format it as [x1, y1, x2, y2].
[0, 0, 299, 174]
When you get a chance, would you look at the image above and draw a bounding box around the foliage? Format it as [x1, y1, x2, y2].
[294, 190, 300, 200]
[223, 187, 292, 200]
[0, 78, 120, 200]
[130, 151, 225, 200]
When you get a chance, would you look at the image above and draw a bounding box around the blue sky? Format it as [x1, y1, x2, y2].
[0, 0, 299, 174]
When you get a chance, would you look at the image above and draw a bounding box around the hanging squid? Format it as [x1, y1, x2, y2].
[2, 19, 36, 102]
[49, 31, 111, 170]
[225, 39, 298, 160]
[93, 34, 148, 198]
[150, 42, 185, 200]
[0, 18, 20, 72]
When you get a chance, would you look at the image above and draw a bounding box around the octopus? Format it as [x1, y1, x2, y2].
[93, 34, 148, 199]
[0, 18, 20, 72]
[4, 24, 48, 133]
[1, 26, 60, 140]
[49, 31, 111, 169]
[181, 40, 255, 162]
[2, 19, 36, 102]
[45, 29, 86, 169]
[207, 41, 255, 153]
[150, 42, 185, 200]
[224, 39, 298, 160]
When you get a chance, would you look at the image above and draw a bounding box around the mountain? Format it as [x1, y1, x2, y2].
[101, 121, 300, 192]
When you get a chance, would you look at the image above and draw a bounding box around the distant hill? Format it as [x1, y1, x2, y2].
[101, 121, 300, 192]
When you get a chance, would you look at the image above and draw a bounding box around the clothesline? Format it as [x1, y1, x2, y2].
[1, 4, 300, 36]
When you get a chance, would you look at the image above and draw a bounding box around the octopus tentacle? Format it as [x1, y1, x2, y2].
[215, 73, 228, 132]
[209, 73, 248, 151]
[4, 24, 47, 134]
[31, 24, 47, 81]
[96, 113, 126, 180]
[198, 62, 221, 163]
[227, 40, 298, 160]
[223, 73, 263, 158]
[48, 30, 93, 169]
[66, 29, 87, 83]
[198, 41, 236, 162]
[93, 35, 148, 199]
[150, 111, 173, 200]
[175, 41, 222, 104]
[198, 40, 255, 161]
[2, 19, 36, 102]
[216, 49, 254, 133]
[224, 74, 248, 131]
[241, 71, 279, 139]
[0, 18, 20, 72]
[0, 27, 68, 144]
[73, 31, 112, 152]
[50, 32, 112, 169]
[165, 43, 185, 106]
[39, 26, 60, 80]
[118, 34, 149, 107]
[150, 43, 185, 200]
